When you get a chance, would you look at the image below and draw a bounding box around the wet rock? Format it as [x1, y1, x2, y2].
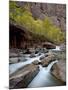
[28, 48, 35, 53]
[9, 64, 39, 89]
[32, 60, 39, 65]
[9, 53, 18, 58]
[42, 42, 56, 49]
[29, 53, 36, 58]
[9, 57, 20, 64]
[9, 55, 28, 64]
[23, 49, 31, 54]
[41, 53, 55, 67]
[19, 57, 28, 62]
[43, 48, 48, 53]
[40, 48, 48, 53]
[35, 47, 41, 53]
[40, 55, 45, 60]
[51, 60, 66, 83]
[32, 60, 40, 65]
[23, 48, 35, 54]
[36, 52, 41, 56]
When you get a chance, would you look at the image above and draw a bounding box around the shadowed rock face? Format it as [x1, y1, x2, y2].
[9, 23, 32, 49]
[42, 42, 56, 49]
[9, 64, 39, 89]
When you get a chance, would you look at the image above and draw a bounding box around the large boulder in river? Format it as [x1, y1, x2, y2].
[32, 60, 41, 65]
[51, 60, 66, 83]
[9, 52, 18, 58]
[9, 57, 20, 64]
[42, 42, 56, 49]
[29, 53, 36, 58]
[41, 52, 55, 67]
[9, 64, 39, 89]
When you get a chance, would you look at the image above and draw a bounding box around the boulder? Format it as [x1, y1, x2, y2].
[9, 57, 20, 64]
[41, 53, 55, 67]
[29, 48, 35, 52]
[42, 42, 56, 49]
[51, 60, 66, 83]
[9, 53, 18, 58]
[9, 64, 39, 89]
[32, 60, 41, 65]
[39, 55, 45, 60]
[35, 47, 41, 53]
[9, 56, 28, 64]
[43, 48, 48, 53]
[23, 49, 31, 54]
[29, 53, 36, 58]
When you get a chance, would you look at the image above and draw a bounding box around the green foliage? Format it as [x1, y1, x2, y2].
[9, 1, 65, 44]
[42, 18, 65, 44]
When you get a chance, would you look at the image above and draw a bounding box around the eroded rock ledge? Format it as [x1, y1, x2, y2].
[51, 60, 66, 83]
[9, 64, 39, 89]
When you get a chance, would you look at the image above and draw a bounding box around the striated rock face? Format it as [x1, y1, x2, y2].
[51, 60, 66, 83]
[9, 64, 39, 89]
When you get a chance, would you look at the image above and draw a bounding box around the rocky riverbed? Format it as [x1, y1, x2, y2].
[9, 46, 66, 89]
[9, 64, 39, 89]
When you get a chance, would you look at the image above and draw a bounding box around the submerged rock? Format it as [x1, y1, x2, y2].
[9, 64, 39, 89]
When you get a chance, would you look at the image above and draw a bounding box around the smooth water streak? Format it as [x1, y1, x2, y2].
[28, 60, 60, 88]
[9, 53, 45, 74]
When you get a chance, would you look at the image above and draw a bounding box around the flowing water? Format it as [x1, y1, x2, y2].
[28, 60, 62, 88]
[52, 46, 60, 51]
[9, 46, 63, 87]
[9, 53, 45, 74]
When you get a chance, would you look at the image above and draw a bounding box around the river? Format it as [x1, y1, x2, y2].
[28, 60, 62, 88]
[9, 46, 63, 87]
[9, 53, 45, 74]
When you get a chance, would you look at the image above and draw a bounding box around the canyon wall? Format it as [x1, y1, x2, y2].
[17, 2, 66, 31]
